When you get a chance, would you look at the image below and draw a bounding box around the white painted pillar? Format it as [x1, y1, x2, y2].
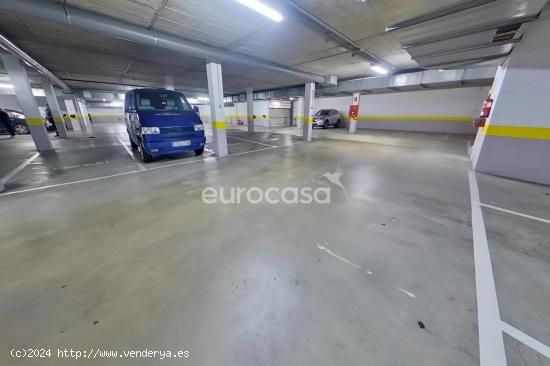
[472, 16, 550, 185]
[206, 62, 228, 157]
[302, 82, 315, 141]
[294, 97, 303, 129]
[0, 53, 53, 151]
[77, 100, 91, 129]
[247, 87, 254, 133]
[72, 98, 87, 131]
[64, 99, 81, 132]
[164, 76, 175, 91]
[348, 92, 361, 133]
[43, 84, 68, 138]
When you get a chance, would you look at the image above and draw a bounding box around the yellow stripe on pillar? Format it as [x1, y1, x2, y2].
[483, 124, 550, 140]
[212, 121, 227, 129]
[26, 117, 44, 126]
[303, 117, 313, 124]
[53, 117, 64, 123]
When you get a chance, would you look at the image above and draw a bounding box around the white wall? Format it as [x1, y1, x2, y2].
[198, 100, 270, 127]
[315, 87, 488, 134]
[0, 93, 48, 111]
[86, 107, 124, 123]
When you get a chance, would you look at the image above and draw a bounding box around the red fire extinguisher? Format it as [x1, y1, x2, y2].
[474, 95, 493, 128]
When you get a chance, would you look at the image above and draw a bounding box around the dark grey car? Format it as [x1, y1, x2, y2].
[0, 109, 28, 135]
[313, 109, 341, 128]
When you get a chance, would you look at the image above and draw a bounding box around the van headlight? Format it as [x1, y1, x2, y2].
[194, 124, 204, 131]
[141, 127, 160, 134]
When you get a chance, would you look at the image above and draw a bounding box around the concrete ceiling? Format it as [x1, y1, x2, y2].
[0, 0, 547, 95]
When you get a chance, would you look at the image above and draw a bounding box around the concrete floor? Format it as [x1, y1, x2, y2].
[0, 122, 548, 365]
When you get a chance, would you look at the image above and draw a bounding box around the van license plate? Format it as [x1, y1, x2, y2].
[172, 140, 191, 147]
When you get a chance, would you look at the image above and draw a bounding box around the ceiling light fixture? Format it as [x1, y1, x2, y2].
[371, 65, 389, 75]
[0, 83, 14, 89]
[234, 0, 283, 22]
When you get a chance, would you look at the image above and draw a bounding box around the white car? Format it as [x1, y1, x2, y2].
[313, 109, 341, 128]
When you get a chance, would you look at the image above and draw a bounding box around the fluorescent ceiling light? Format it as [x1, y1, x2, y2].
[187, 98, 199, 104]
[197, 97, 209, 101]
[371, 65, 389, 75]
[0, 83, 14, 89]
[110, 101, 124, 107]
[234, 0, 283, 22]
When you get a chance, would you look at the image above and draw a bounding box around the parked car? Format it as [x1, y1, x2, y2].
[0, 109, 28, 135]
[0, 109, 56, 135]
[313, 109, 340, 128]
[124, 88, 206, 162]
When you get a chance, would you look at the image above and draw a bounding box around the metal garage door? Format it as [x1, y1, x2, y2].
[269, 108, 291, 126]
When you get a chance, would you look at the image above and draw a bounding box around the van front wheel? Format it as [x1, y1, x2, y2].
[129, 135, 138, 150]
[139, 141, 153, 162]
[194, 148, 204, 156]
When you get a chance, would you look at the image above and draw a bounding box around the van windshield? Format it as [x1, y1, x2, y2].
[135, 91, 193, 113]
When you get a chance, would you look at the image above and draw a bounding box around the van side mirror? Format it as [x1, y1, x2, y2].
[193, 106, 199, 113]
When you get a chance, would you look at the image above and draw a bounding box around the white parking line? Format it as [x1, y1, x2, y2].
[116, 136, 146, 171]
[502, 321, 550, 359]
[227, 135, 276, 147]
[481, 203, 550, 225]
[468, 171, 507, 366]
[0, 140, 307, 197]
[1, 152, 40, 184]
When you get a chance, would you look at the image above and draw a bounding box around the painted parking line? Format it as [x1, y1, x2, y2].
[468, 171, 507, 366]
[501, 321, 550, 359]
[116, 136, 146, 171]
[481, 203, 550, 225]
[1, 152, 40, 184]
[227, 135, 277, 147]
[0, 140, 308, 197]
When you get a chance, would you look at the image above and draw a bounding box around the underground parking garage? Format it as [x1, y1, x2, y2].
[0, 0, 549, 365]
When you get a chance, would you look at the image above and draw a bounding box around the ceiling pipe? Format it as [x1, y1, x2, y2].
[0, 33, 72, 93]
[280, 0, 392, 71]
[385, 0, 496, 32]
[401, 15, 538, 48]
[412, 38, 520, 60]
[0, 0, 325, 84]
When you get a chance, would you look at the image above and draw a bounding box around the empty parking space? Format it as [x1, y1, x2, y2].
[1, 1, 550, 365]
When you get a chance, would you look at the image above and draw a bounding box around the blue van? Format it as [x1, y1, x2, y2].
[124, 88, 206, 162]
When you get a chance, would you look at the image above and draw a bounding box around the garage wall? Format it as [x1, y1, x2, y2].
[199, 100, 270, 127]
[0, 93, 47, 111]
[315, 87, 488, 134]
[86, 107, 124, 123]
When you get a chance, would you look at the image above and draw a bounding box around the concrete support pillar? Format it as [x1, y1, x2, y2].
[294, 97, 303, 129]
[43, 84, 68, 138]
[73, 98, 87, 131]
[247, 87, 254, 133]
[302, 82, 315, 141]
[0, 53, 53, 151]
[206, 62, 228, 157]
[164, 76, 175, 91]
[64, 99, 81, 132]
[471, 17, 550, 185]
[348, 92, 360, 133]
[77, 99, 91, 129]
